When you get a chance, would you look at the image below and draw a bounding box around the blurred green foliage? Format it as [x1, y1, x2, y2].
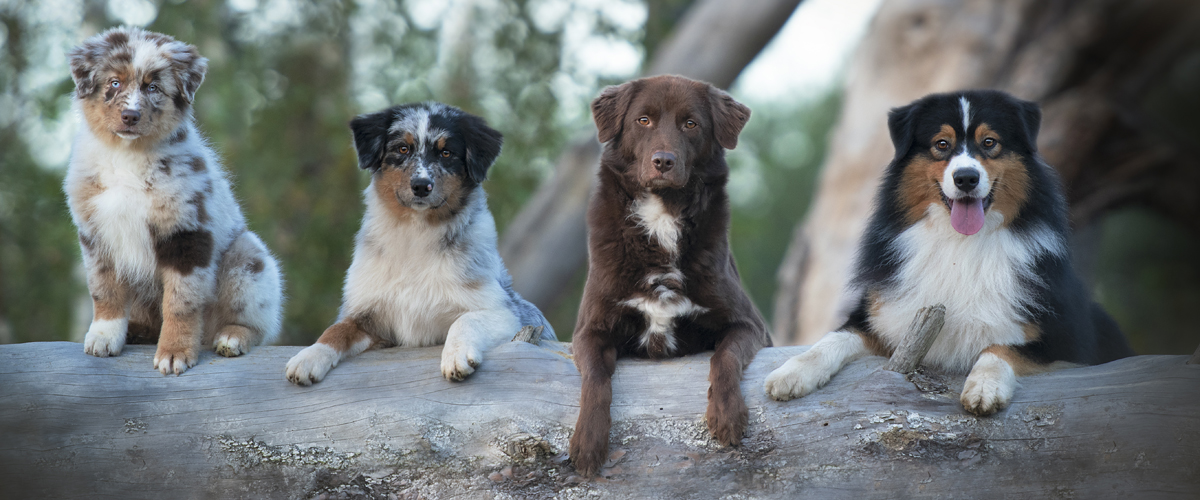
[0, 0, 677, 345]
[3, 0, 1194, 355]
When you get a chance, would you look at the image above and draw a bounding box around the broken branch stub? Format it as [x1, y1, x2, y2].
[884, 304, 946, 374]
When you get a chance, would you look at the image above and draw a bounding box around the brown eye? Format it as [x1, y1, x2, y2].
[440, 150, 451, 158]
[936, 140, 950, 151]
[982, 138, 996, 148]
[637, 116, 650, 126]
[685, 120, 697, 129]
[399, 145, 410, 154]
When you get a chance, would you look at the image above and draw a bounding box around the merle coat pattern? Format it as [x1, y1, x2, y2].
[285, 102, 553, 385]
[65, 27, 283, 375]
[569, 75, 771, 477]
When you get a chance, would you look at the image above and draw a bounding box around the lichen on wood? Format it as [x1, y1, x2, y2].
[1, 342, 1197, 499]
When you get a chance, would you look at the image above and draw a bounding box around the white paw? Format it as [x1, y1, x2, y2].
[214, 335, 247, 357]
[286, 344, 338, 386]
[961, 353, 1017, 416]
[440, 341, 482, 382]
[84, 318, 128, 357]
[763, 356, 833, 401]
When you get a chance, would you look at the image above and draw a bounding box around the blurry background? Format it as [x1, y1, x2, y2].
[0, 0, 1196, 355]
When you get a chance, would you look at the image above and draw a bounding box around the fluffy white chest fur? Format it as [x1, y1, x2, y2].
[871, 206, 1065, 372]
[341, 188, 510, 347]
[66, 129, 229, 282]
[623, 194, 707, 352]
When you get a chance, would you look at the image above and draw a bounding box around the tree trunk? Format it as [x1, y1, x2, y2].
[500, 0, 805, 313]
[1, 342, 1196, 499]
[774, 0, 1200, 345]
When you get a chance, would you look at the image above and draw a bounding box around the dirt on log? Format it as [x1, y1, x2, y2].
[0, 342, 1197, 499]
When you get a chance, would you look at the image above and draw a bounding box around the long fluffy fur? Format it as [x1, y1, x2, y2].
[65, 27, 283, 375]
[285, 102, 552, 385]
[765, 90, 1132, 415]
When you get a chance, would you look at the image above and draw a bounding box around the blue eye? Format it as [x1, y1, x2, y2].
[148, 83, 158, 92]
[110, 80, 120, 88]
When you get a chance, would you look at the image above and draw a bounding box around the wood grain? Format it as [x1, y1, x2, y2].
[884, 305, 946, 374]
[1, 342, 1197, 499]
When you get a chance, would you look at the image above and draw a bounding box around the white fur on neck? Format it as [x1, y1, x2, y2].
[340, 186, 508, 347]
[871, 205, 1065, 373]
[629, 194, 680, 254]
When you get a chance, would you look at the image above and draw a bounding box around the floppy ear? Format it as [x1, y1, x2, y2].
[707, 86, 751, 150]
[67, 36, 109, 99]
[349, 109, 392, 171]
[458, 113, 503, 183]
[591, 82, 635, 143]
[168, 42, 207, 104]
[1017, 98, 1042, 151]
[886, 102, 918, 162]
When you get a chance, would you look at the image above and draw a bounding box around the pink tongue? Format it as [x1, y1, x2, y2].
[950, 198, 985, 235]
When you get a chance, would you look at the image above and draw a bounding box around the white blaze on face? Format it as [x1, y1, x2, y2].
[960, 96, 971, 132]
[414, 164, 431, 181]
[123, 87, 142, 113]
[942, 150, 990, 200]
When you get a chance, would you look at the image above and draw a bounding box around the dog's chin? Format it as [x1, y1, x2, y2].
[395, 193, 445, 211]
[641, 176, 687, 191]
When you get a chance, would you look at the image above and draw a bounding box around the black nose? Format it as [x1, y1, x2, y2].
[121, 110, 141, 126]
[411, 178, 433, 198]
[651, 151, 676, 173]
[953, 168, 980, 191]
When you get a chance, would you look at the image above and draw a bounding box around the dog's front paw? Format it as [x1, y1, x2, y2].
[84, 318, 128, 357]
[285, 344, 338, 386]
[569, 427, 608, 478]
[961, 353, 1017, 416]
[214, 325, 253, 357]
[706, 388, 748, 446]
[153, 344, 198, 375]
[440, 341, 482, 381]
[764, 357, 828, 401]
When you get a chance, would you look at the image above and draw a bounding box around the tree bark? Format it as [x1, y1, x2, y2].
[500, 0, 805, 313]
[774, 0, 1200, 345]
[1, 342, 1196, 499]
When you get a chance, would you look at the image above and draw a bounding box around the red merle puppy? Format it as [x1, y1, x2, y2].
[569, 75, 772, 476]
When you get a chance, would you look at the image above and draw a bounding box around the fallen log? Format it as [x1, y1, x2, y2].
[0, 342, 1196, 499]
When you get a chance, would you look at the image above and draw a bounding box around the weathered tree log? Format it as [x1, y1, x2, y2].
[1, 342, 1197, 499]
[500, 0, 804, 313]
[774, 0, 1200, 345]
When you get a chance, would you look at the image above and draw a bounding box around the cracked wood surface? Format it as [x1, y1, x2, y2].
[1, 342, 1197, 499]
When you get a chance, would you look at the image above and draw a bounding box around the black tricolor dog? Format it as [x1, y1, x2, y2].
[765, 90, 1133, 415]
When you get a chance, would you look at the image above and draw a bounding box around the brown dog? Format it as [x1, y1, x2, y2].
[569, 75, 771, 476]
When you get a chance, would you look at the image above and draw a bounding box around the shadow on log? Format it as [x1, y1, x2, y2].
[1, 342, 1197, 499]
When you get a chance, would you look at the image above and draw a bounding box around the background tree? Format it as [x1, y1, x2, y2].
[772, 0, 1200, 354]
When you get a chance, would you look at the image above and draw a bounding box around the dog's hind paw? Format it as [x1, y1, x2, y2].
[763, 357, 828, 401]
[84, 318, 128, 357]
[441, 341, 482, 381]
[960, 352, 1016, 416]
[214, 325, 254, 357]
[286, 343, 338, 385]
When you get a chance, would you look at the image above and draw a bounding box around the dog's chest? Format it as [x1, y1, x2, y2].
[343, 212, 504, 347]
[620, 194, 707, 356]
[870, 209, 1061, 372]
[71, 152, 193, 280]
